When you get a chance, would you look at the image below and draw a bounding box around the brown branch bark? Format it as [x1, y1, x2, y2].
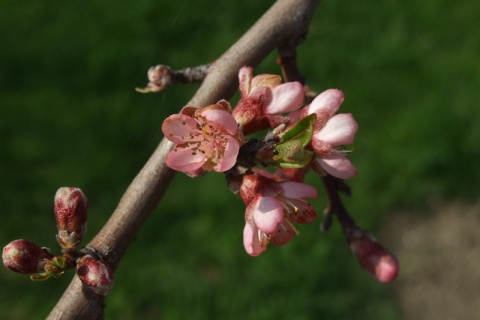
[321, 175, 356, 233]
[46, 0, 320, 318]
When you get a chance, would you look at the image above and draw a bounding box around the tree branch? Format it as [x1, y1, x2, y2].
[47, 0, 320, 318]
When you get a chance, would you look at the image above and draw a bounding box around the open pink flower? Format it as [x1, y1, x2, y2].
[240, 172, 317, 256]
[307, 89, 358, 179]
[162, 101, 243, 176]
[232, 66, 304, 135]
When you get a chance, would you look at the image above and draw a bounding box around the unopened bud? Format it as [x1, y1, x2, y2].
[2, 239, 53, 274]
[347, 229, 399, 283]
[54, 187, 88, 249]
[77, 255, 115, 295]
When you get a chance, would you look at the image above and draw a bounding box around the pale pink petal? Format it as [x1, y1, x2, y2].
[201, 109, 238, 135]
[264, 82, 304, 114]
[316, 154, 358, 179]
[161, 114, 198, 144]
[308, 89, 344, 116]
[314, 113, 358, 146]
[279, 181, 317, 199]
[183, 166, 205, 178]
[251, 168, 278, 180]
[243, 221, 266, 256]
[285, 106, 308, 127]
[214, 136, 239, 172]
[165, 148, 206, 172]
[249, 196, 284, 234]
[239, 66, 253, 97]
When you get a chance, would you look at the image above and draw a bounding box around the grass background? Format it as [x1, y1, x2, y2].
[1, 0, 478, 319]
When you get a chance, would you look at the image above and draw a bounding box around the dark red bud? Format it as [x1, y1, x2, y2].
[77, 255, 115, 295]
[2, 239, 53, 274]
[347, 230, 399, 283]
[54, 187, 88, 249]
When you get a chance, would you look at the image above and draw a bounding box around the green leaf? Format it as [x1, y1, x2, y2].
[134, 86, 156, 93]
[273, 140, 314, 168]
[30, 273, 52, 281]
[269, 113, 316, 168]
[52, 256, 67, 269]
[279, 113, 316, 147]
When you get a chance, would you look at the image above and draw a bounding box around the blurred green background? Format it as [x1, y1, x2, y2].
[1, 0, 479, 319]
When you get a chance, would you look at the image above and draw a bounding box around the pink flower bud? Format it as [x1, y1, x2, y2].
[54, 187, 88, 249]
[77, 255, 115, 295]
[347, 230, 399, 283]
[2, 239, 53, 274]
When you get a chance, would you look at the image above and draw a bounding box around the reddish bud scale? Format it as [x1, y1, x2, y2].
[274, 167, 309, 183]
[348, 230, 399, 283]
[2, 239, 53, 274]
[239, 174, 282, 206]
[54, 187, 88, 249]
[77, 255, 115, 296]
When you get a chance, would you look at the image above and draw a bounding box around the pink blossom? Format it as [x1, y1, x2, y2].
[307, 89, 358, 179]
[232, 66, 304, 135]
[347, 229, 399, 283]
[162, 101, 243, 176]
[240, 172, 317, 256]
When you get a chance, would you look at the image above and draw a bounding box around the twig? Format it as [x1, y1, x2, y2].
[135, 64, 211, 93]
[278, 46, 305, 85]
[47, 0, 320, 319]
[321, 174, 356, 233]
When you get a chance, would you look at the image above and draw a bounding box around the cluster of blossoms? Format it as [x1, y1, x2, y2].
[2, 188, 115, 295]
[162, 66, 398, 283]
[2, 67, 398, 288]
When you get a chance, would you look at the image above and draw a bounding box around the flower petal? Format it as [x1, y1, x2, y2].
[279, 181, 317, 199]
[314, 113, 358, 146]
[251, 74, 281, 92]
[308, 89, 344, 117]
[265, 82, 304, 114]
[316, 154, 358, 179]
[271, 220, 295, 246]
[165, 147, 206, 173]
[161, 114, 198, 144]
[243, 221, 266, 256]
[288, 199, 317, 224]
[285, 106, 308, 127]
[251, 168, 278, 181]
[239, 66, 253, 97]
[201, 109, 238, 135]
[214, 135, 239, 172]
[249, 196, 284, 234]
